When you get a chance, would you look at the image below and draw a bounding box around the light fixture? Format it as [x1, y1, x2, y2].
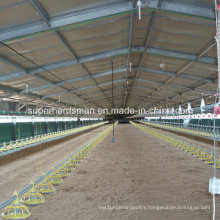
[187, 102, 192, 113]
[25, 84, 29, 94]
[129, 62, 132, 72]
[200, 97, 205, 112]
[159, 63, 166, 69]
[137, 0, 142, 20]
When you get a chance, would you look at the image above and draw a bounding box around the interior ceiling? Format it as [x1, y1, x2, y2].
[0, 0, 218, 112]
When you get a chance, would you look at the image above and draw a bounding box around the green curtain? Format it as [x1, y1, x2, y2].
[47, 122, 57, 132]
[0, 123, 13, 143]
[57, 122, 63, 131]
[16, 122, 32, 139]
[35, 122, 47, 135]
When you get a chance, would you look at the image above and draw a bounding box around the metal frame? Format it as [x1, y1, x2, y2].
[142, 40, 217, 107]
[0, 47, 216, 83]
[123, 0, 136, 108]
[18, 66, 214, 95]
[0, 0, 215, 42]
[0, 0, 217, 111]
[42, 79, 126, 99]
[40, 74, 214, 100]
[26, 0, 106, 108]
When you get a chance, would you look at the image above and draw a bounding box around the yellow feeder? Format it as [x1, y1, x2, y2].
[24, 138, 29, 145]
[188, 147, 197, 155]
[198, 151, 208, 160]
[215, 162, 220, 168]
[9, 141, 13, 149]
[32, 137, 36, 143]
[68, 156, 80, 165]
[47, 172, 63, 185]
[19, 139, 24, 148]
[61, 163, 75, 172]
[74, 155, 82, 163]
[185, 146, 194, 153]
[192, 148, 201, 157]
[205, 153, 214, 165]
[36, 176, 55, 194]
[15, 141, 19, 148]
[1, 191, 31, 219]
[21, 181, 45, 206]
[12, 142, 18, 150]
[68, 160, 78, 166]
[216, 163, 220, 168]
[0, 142, 7, 152]
[213, 156, 220, 168]
[55, 168, 70, 178]
[79, 151, 87, 157]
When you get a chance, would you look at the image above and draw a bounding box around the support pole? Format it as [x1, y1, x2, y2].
[214, 1, 220, 178]
[55, 120, 58, 132]
[216, 9, 220, 103]
[12, 116, 16, 141]
[45, 119, 48, 134]
[112, 61, 115, 143]
[32, 120, 35, 137]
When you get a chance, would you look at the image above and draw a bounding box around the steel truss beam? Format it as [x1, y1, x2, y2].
[42, 79, 126, 99]
[0, 1, 215, 42]
[142, 41, 217, 108]
[125, 0, 161, 107]
[27, 0, 103, 109]
[41, 74, 213, 100]
[0, 47, 216, 83]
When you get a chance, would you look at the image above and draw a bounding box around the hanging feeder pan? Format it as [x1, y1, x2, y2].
[2, 191, 31, 219]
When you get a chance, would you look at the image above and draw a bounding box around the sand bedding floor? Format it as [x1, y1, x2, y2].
[25, 123, 220, 220]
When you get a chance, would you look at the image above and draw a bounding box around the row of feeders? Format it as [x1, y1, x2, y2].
[0, 123, 106, 154]
[141, 121, 220, 139]
[131, 121, 220, 168]
[1, 123, 116, 219]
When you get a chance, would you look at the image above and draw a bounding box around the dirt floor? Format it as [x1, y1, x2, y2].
[23, 123, 220, 220]
[0, 124, 109, 206]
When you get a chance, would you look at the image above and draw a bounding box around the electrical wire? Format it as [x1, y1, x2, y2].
[213, 90, 218, 178]
[212, 76, 219, 220]
[212, 1, 219, 219]
[34, 11, 44, 176]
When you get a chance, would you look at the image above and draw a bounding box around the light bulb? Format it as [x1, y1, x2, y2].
[137, 0, 142, 20]
[159, 63, 166, 69]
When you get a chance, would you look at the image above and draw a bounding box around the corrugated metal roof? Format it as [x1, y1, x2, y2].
[0, 0, 218, 111]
